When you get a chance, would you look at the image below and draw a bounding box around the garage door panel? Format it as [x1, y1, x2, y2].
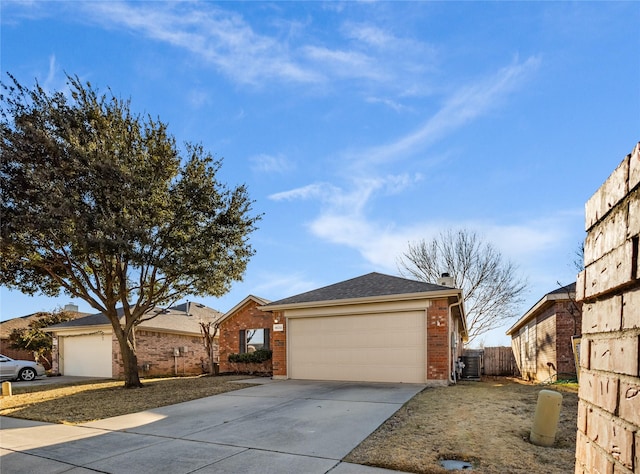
[289, 311, 425, 383]
[62, 333, 112, 377]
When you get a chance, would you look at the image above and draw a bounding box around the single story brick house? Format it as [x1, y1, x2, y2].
[46, 302, 221, 378]
[506, 283, 582, 383]
[258, 272, 467, 385]
[217, 295, 272, 375]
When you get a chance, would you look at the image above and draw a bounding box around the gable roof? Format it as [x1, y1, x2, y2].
[45, 302, 223, 336]
[262, 272, 458, 309]
[506, 282, 577, 336]
[218, 295, 271, 325]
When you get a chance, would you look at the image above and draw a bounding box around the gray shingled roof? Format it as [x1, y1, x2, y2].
[45, 302, 222, 335]
[547, 282, 576, 295]
[506, 282, 577, 335]
[263, 272, 455, 307]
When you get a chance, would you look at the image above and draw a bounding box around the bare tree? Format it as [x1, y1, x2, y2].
[398, 229, 527, 345]
[200, 320, 220, 375]
[572, 242, 585, 272]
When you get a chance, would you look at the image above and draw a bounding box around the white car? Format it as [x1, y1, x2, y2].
[0, 354, 46, 381]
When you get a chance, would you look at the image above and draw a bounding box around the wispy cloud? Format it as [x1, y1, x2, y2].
[82, 2, 320, 86]
[343, 23, 395, 48]
[249, 153, 294, 174]
[67, 2, 441, 95]
[270, 183, 335, 202]
[186, 89, 212, 109]
[251, 272, 318, 300]
[365, 96, 410, 112]
[41, 55, 59, 92]
[270, 56, 548, 276]
[347, 56, 541, 169]
[270, 174, 421, 213]
[308, 211, 577, 273]
[302, 45, 387, 81]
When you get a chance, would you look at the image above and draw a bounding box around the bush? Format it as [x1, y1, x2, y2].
[228, 349, 272, 364]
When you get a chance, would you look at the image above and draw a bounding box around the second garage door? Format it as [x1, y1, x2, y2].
[61, 332, 113, 377]
[288, 311, 425, 383]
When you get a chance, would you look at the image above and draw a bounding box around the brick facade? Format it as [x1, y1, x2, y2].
[575, 142, 640, 474]
[535, 301, 583, 380]
[218, 297, 273, 375]
[113, 330, 209, 378]
[556, 301, 582, 375]
[426, 298, 450, 381]
[509, 291, 582, 383]
[272, 311, 286, 378]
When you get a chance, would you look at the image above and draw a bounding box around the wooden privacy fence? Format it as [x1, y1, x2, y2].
[482, 346, 519, 376]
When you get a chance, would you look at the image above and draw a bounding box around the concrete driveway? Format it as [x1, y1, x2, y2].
[0, 379, 425, 473]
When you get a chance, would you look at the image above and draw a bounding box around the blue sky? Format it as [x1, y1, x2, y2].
[1, 1, 638, 346]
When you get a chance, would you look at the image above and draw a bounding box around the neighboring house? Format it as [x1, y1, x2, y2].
[506, 283, 582, 383]
[46, 302, 222, 378]
[0, 304, 88, 369]
[260, 272, 468, 385]
[217, 295, 272, 375]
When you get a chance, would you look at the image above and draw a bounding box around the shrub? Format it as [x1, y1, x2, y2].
[228, 349, 272, 364]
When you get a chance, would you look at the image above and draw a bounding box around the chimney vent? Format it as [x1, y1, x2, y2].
[437, 273, 455, 288]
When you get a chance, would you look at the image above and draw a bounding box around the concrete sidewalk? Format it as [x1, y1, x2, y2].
[0, 379, 424, 473]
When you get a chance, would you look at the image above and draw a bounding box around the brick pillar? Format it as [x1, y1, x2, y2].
[575, 142, 640, 474]
[426, 298, 449, 383]
[272, 311, 287, 378]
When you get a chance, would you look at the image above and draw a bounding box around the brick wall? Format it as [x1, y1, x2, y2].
[426, 298, 449, 382]
[272, 311, 286, 378]
[218, 299, 273, 375]
[575, 142, 640, 474]
[556, 300, 582, 376]
[113, 330, 208, 378]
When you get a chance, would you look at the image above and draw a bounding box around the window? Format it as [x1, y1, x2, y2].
[239, 328, 270, 353]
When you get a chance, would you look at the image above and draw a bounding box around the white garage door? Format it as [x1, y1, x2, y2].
[61, 332, 112, 377]
[289, 312, 425, 383]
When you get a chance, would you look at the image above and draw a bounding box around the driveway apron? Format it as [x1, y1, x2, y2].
[0, 379, 425, 474]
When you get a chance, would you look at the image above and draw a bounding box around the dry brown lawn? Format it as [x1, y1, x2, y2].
[0, 375, 258, 424]
[345, 377, 578, 474]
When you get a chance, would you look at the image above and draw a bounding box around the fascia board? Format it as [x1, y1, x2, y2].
[45, 324, 111, 334]
[218, 295, 271, 325]
[259, 289, 462, 312]
[505, 292, 575, 336]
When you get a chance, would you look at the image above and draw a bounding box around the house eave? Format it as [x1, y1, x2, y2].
[45, 324, 111, 334]
[45, 322, 204, 337]
[506, 292, 576, 336]
[219, 295, 271, 325]
[260, 288, 462, 312]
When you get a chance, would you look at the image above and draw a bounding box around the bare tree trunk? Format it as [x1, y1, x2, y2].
[114, 327, 143, 388]
[200, 321, 219, 376]
[208, 344, 216, 376]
